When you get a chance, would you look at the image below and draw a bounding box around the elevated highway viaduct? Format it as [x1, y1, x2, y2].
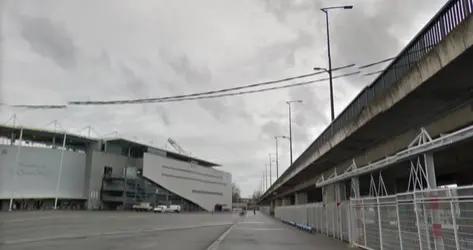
[260, 2, 473, 247]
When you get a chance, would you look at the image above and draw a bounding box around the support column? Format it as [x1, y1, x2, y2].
[425, 152, 444, 250]
[9, 127, 23, 211]
[351, 177, 360, 198]
[54, 133, 67, 209]
[424, 153, 437, 188]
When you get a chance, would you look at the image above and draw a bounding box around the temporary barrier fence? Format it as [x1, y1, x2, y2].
[274, 185, 473, 250]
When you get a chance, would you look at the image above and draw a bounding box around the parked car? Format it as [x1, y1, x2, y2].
[153, 205, 167, 213]
[132, 202, 153, 211]
[166, 205, 181, 213]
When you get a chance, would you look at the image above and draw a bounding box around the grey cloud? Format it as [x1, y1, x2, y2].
[262, 0, 318, 23]
[289, 85, 329, 128]
[20, 16, 77, 69]
[120, 64, 148, 97]
[166, 53, 212, 86]
[260, 120, 286, 140]
[197, 99, 254, 124]
[251, 30, 314, 69]
[156, 106, 171, 126]
[198, 99, 227, 121]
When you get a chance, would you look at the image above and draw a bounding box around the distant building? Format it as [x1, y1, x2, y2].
[0, 125, 231, 212]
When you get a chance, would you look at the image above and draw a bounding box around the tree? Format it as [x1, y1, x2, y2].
[232, 182, 241, 202]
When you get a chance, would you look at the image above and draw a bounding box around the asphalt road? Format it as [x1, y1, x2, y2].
[0, 211, 237, 250]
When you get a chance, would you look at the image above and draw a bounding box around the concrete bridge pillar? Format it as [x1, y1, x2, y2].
[351, 177, 360, 198]
[295, 192, 308, 205]
[424, 153, 437, 188]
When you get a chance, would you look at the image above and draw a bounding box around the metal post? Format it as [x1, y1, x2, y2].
[54, 133, 67, 209]
[362, 199, 367, 246]
[449, 190, 460, 250]
[323, 10, 335, 121]
[265, 164, 268, 190]
[348, 199, 352, 244]
[275, 137, 279, 179]
[332, 187, 336, 238]
[377, 196, 384, 250]
[288, 103, 293, 165]
[335, 183, 342, 240]
[414, 192, 424, 250]
[269, 154, 272, 186]
[396, 197, 404, 250]
[9, 127, 23, 211]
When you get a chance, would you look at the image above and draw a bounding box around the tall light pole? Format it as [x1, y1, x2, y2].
[286, 100, 303, 165]
[321, 5, 353, 121]
[274, 135, 289, 179]
[265, 163, 268, 191]
[268, 154, 272, 186]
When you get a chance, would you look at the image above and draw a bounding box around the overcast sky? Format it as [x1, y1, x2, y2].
[0, 0, 447, 197]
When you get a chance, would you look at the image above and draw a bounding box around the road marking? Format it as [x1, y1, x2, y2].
[1, 215, 82, 223]
[234, 227, 285, 231]
[206, 222, 237, 250]
[238, 221, 265, 224]
[0, 222, 233, 245]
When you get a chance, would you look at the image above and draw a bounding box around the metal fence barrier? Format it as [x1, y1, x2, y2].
[274, 185, 473, 250]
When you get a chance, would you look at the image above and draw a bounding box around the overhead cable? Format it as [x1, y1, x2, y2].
[69, 64, 355, 105]
[70, 71, 360, 105]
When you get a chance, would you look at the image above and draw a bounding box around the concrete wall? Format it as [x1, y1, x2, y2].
[142, 152, 231, 211]
[0, 145, 86, 199]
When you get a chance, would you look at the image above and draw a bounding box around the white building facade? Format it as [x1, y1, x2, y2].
[0, 125, 231, 212]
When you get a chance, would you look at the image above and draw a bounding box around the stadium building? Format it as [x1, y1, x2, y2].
[0, 124, 232, 212]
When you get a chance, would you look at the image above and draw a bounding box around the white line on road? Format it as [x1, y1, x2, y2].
[234, 227, 285, 231]
[206, 222, 237, 250]
[238, 221, 266, 224]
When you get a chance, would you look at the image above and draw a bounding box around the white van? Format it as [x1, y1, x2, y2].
[153, 204, 181, 213]
[166, 205, 181, 213]
[132, 202, 153, 211]
[153, 205, 167, 213]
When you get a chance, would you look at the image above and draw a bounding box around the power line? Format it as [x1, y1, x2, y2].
[358, 57, 395, 69]
[4, 71, 360, 108]
[4, 55, 399, 109]
[70, 72, 360, 105]
[69, 64, 355, 106]
[10, 104, 67, 109]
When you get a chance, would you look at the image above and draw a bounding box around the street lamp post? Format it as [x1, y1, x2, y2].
[274, 135, 289, 179]
[269, 154, 272, 186]
[286, 100, 303, 165]
[320, 5, 353, 121]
